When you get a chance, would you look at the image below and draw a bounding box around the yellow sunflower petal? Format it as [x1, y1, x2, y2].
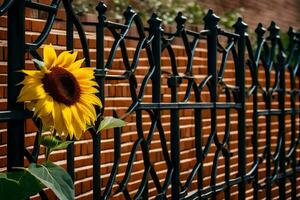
[73, 120, 84, 140]
[53, 102, 64, 136]
[74, 103, 90, 125]
[71, 68, 94, 80]
[70, 105, 86, 130]
[34, 96, 53, 117]
[55, 51, 77, 68]
[67, 58, 85, 71]
[78, 80, 98, 87]
[61, 104, 74, 139]
[17, 84, 46, 102]
[19, 70, 43, 77]
[75, 102, 95, 125]
[18, 76, 42, 86]
[43, 44, 57, 69]
[80, 86, 99, 94]
[80, 98, 97, 118]
[81, 94, 102, 107]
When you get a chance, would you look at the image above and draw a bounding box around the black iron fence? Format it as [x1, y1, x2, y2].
[1, 0, 300, 199]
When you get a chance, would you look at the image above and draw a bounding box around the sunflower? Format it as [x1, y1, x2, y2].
[17, 44, 102, 140]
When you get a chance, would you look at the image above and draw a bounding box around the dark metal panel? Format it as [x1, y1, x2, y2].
[7, 0, 25, 171]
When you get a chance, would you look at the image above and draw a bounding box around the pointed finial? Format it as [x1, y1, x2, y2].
[268, 21, 280, 40]
[175, 12, 187, 30]
[148, 13, 162, 29]
[233, 17, 248, 32]
[96, 1, 107, 16]
[123, 5, 136, 18]
[203, 9, 220, 29]
[255, 23, 266, 38]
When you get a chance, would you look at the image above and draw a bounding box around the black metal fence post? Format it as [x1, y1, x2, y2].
[7, 0, 25, 171]
[265, 22, 280, 200]
[253, 23, 266, 200]
[94, 2, 107, 199]
[233, 17, 248, 200]
[288, 27, 298, 200]
[168, 75, 181, 198]
[149, 13, 163, 199]
[203, 10, 219, 200]
[277, 27, 286, 200]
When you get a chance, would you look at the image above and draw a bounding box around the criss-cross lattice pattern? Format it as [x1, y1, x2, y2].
[1, 0, 300, 199]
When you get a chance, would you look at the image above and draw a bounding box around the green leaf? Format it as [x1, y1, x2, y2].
[0, 170, 43, 200]
[27, 162, 74, 200]
[32, 59, 45, 69]
[40, 135, 73, 151]
[97, 117, 127, 133]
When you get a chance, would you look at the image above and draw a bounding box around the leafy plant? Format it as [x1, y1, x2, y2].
[72, 0, 96, 15]
[0, 136, 74, 200]
[72, 0, 243, 29]
[0, 114, 126, 200]
[1, 43, 127, 199]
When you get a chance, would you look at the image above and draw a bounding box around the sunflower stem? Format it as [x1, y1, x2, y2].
[45, 148, 51, 162]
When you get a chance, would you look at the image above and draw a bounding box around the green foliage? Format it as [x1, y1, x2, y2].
[72, 0, 243, 29]
[40, 135, 73, 161]
[0, 135, 74, 200]
[27, 163, 74, 200]
[97, 116, 127, 133]
[220, 8, 244, 29]
[0, 170, 43, 200]
[0, 162, 73, 200]
[0, 119, 125, 199]
[72, 0, 95, 15]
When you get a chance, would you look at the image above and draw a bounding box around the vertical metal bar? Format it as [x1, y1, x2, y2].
[194, 107, 203, 195]
[265, 96, 272, 200]
[265, 22, 279, 200]
[289, 31, 297, 199]
[253, 24, 266, 200]
[94, 2, 107, 200]
[203, 10, 219, 200]
[224, 89, 232, 200]
[7, 0, 25, 171]
[66, 0, 75, 182]
[288, 28, 297, 197]
[168, 76, 181, 199]
[92, 132, 101, 200]
[148, 13, 162, 199]
[233, 18, 248, 200]
[252, 82, 259, 200]
[149, 16, 162, 104]
[224, 143, 230, 200]
[278, 51, 286, 200]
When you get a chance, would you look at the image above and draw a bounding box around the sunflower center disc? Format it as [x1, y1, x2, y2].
[42, 67, 81, 105]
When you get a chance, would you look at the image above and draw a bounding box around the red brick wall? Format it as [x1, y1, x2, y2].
[1, 3, 300, 200]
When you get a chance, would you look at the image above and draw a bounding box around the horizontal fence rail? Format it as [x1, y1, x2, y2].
[1, 0, 300, 199]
